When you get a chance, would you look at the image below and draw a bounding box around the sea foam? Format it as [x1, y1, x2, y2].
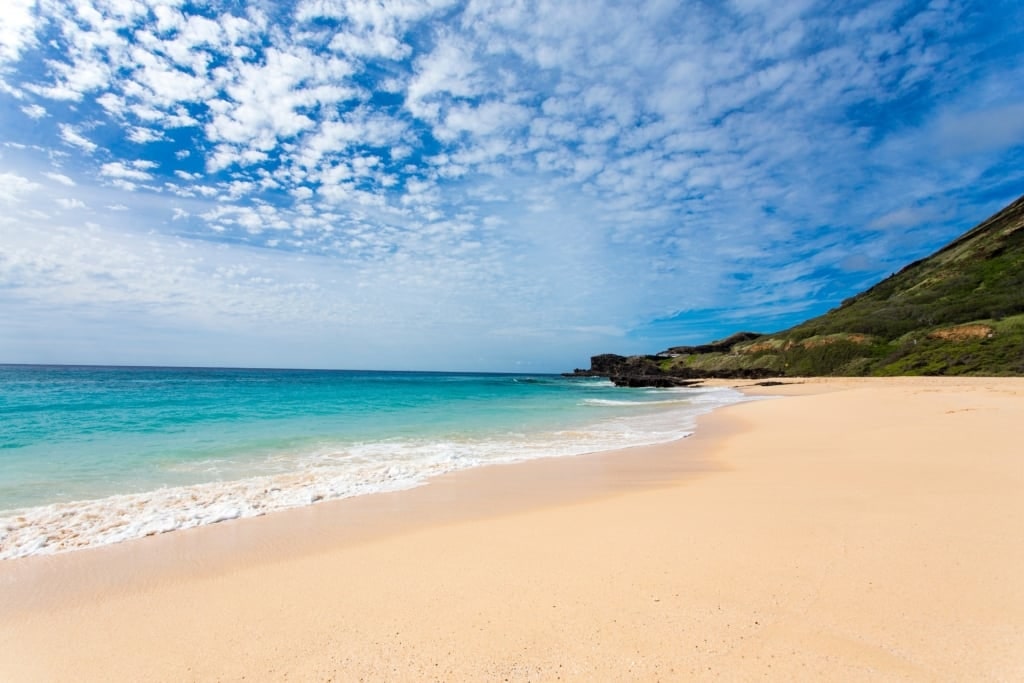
[0, 372, 749, 559]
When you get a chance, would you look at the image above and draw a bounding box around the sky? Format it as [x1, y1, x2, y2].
[1, 0, 1022, 372]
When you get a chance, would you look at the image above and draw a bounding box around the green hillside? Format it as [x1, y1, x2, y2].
[668, 193, 1024, 376]
[577, 194, 1024, 381]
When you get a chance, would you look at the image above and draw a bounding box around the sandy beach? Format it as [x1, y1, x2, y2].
[1, 377, 1022, 681]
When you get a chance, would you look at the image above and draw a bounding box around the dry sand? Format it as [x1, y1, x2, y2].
[1, 377, 1022, 681]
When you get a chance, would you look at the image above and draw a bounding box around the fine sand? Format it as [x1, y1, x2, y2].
[1, 377, 1022, 681]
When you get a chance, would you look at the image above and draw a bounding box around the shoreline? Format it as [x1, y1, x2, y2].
[0, 379, 743, 561]
[0, 391, 739, 614]
[2, 377, 1023, 680]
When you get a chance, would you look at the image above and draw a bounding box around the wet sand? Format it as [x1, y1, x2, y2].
[2, 377, 1022, 680]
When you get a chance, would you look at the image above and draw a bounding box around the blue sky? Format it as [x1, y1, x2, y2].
[1, 0, 1022, 372]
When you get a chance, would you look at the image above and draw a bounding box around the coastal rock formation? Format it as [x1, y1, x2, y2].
[567, 354, 704, 387]
[565, 348, 782, 387]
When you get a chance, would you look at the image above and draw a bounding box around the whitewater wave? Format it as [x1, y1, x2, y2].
[0, 386, 750, 559]
[581, 398, 695, 407]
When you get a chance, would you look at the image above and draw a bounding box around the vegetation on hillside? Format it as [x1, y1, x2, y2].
[581, 194, 1024, 381]
[661, 194, 1024, 376]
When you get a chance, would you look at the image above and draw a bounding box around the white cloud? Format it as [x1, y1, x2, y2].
[56, 197, 87, 209]
[96, 92, 126, 115]
[329, 29, 409, 61]
[41, 172, 75, 187]
[205, 47, 357, 156]
[440, 100, 530, 139]
[30, 41, 118, 101]
[0, 172, 40, 203]
[0, 0, 39, 64]
[127, 126, 165, 143]
[0, 219, 333, 331]
[109, 178, 141, 191]
[58, 124, 99, 153]
[127, 45, 213, 107]
[100, 161, 153, 181]
[299, 110, 408, 169]
[21, 103, 46, 118]
[406, 35, 481, 120]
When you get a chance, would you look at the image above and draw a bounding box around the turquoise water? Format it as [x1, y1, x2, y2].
[0, 365, 745, 558]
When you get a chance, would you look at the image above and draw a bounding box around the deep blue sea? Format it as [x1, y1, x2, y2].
[0, 365, 745, 558]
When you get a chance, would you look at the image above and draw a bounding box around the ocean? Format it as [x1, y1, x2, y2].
[0, 365, 746, 559]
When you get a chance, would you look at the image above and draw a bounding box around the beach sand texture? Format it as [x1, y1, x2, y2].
[1, 377, 1022, 681]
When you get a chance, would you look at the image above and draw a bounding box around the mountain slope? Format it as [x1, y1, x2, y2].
[577, 194, 1024, 381]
